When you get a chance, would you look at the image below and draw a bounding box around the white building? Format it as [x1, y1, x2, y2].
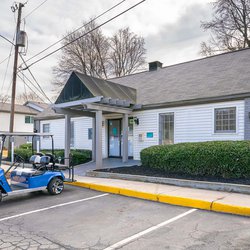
[35, 49, 250, 167]
[0, 101, 48, 145]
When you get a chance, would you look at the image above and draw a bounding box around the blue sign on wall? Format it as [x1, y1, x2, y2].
[146, 132, 153, 138]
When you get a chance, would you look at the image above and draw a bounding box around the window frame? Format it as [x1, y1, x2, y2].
[214, 107, 237, 133]
[88, 128, 93, 140]
[42, 123, 50, 139]
[159, 112, 175, 145]
[25, 116, 34, 124]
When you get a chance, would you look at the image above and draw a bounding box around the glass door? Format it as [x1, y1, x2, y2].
[108, 119, 121, 157]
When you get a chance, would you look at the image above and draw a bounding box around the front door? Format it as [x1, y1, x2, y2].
[108, 119, 121, 157]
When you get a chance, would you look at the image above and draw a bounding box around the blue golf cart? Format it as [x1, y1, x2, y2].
[0, 132, 75, 202]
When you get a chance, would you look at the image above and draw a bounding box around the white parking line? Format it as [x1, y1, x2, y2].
[104, 208, 197, 250]
[0, 193, 109, 222]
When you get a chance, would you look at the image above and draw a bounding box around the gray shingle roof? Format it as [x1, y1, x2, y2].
[0, 103, 39, 115]
[111, 48, 250, 106]
[55, 72, 136, 105]
[75, 72, 137, 103]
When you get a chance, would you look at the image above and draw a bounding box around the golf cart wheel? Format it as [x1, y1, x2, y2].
[0, 191, 2, 202]
[48, 177, 64, 195]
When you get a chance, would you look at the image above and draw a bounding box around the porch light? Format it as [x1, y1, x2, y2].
[134, 117, 139, 125]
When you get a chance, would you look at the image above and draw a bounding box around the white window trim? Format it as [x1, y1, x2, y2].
[42, 123, 50, 139]
[159, 112, 175, 145]
[212, 106, 238, 135]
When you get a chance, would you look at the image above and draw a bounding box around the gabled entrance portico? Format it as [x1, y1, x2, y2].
[53, 71, 137, 169]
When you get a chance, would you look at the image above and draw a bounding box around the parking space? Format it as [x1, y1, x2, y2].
[0, 185, 250, 250]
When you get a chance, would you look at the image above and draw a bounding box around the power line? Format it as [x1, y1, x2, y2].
[22, 0, 126, 66]
[0, 54, 13, 66]
[19, 53, 52, 103]
[22, 0, 48, 20]
[1, 33, 15, 94]
[22, 0, 145, 70]
[17, 73, 44, 102]
[0, 34, 14, 45]
[19, 71, 48, 101]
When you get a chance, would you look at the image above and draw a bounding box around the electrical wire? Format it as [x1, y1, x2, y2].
[19, 53, 52, 103]
[22, 0, 48, 20]
[0, 33, 15, 94]
[22, 0, 126, 66]
[22, 0, 145, 70]
[17, 73, 44, 102]
[0, 54, 13, 66]
[22, 72, 29, 103]
[19, 71, 46, 98]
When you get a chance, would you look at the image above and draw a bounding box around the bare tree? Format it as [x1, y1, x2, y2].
[109, 27, 146, 77]
[200, 0, 250, 56]
[53, 20, 146, 88]
[16, 92, 43, 104]
[53, 20, 110, 87]
[0, 94, 10, 103]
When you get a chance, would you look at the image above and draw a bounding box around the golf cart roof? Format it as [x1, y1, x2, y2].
[0, 132, 53, 137]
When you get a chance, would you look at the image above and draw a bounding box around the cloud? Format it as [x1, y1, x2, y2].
[0, 0, 213, 100]
[145, 3, 212, 65]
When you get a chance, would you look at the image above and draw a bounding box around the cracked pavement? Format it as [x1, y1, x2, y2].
[0, 185, 250, 250]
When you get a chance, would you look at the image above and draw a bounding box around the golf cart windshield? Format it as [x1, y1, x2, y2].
[0, 132, 54, 166]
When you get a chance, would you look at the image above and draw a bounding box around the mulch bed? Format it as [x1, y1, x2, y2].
[94, 165, 250, 185]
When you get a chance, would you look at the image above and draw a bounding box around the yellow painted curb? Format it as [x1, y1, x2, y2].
[67, 181, 250, 217]
[158, 194, 211, 210]
[212, 202, 250, 217]
[119, 188, 158, 202]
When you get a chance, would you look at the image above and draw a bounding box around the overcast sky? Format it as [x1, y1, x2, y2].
[0, 0, 213, 102]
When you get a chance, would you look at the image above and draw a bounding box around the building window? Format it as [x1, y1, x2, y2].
[42, 123, 50, 138]
[159, 113, 174, 145]
[25, 116, 34, 124]
[215, 107, 236, 133]
[88, 128, 92, 140]
[70, 121, 75, 147]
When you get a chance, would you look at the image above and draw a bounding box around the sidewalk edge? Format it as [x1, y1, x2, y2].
[68, 181, 250, 217]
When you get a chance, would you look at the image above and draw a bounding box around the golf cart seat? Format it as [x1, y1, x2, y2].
[30, 155, 41, 165]
[45, 153, 55, 164]
[11, 168, 44, 177]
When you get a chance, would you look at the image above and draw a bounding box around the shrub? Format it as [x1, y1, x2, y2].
[14, 146, 91, 166]
[140, 141, 250, 179]
[19, 143, 32, 150]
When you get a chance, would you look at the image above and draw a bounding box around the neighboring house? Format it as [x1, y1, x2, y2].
[0, 101, 49, 146]
[36, 48, 250, 163]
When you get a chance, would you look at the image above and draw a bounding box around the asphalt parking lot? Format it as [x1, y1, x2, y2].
[0, 185, 250, 250]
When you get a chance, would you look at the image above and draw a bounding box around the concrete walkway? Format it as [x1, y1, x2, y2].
[70, 175, 250, 217]
[74, 158, 140, 176]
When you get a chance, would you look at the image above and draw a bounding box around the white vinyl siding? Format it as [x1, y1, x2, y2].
[0, 112, 34, 132]
[40, 117, 93, 150]
[132, 100, 244, 160]
[39, 100, 245, 161]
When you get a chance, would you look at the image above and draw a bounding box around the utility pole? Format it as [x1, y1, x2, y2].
[9, 2, 24, 134]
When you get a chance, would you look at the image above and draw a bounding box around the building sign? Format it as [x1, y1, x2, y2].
[146, 132, 153, 138]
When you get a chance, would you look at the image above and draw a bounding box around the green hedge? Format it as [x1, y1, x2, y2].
[140, 141, 250, 179]
[14, 148, 91, 166]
